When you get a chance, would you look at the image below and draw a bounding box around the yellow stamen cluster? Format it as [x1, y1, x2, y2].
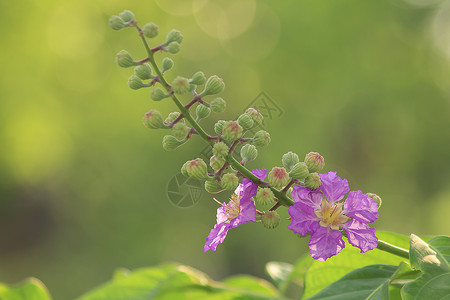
[315, 198, 349, 230]
[223, 193, 241, 221]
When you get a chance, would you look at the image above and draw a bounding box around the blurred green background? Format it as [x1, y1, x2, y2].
[1, 0, 449, 298]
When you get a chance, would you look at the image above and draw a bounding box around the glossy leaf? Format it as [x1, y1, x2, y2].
[0, 278, 52, 300]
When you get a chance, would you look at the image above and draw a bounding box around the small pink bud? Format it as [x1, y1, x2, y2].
[267, 167, 290, 188]
[304, 152, 325, 173]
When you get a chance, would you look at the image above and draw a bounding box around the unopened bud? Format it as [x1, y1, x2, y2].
[237, 113, 254, 130]
[245, 108, 264, 126]
[165, 112, 182, 124]
[267, 167, 290, 188]
[253, 130, 271, 147]
[162, 135, 184, 151]
[128, 75, 148, 90]
[134, 63, 153, 80]
[116, 50, 137, 68]
[119, 10, 135, 22]
[166, 29, 183, 44]
[181, 161, 189, 177]
[213, 142, 228, 158]
[262, 211, 280, 229]
[304, 173, 321, 190]
[205, 180, 225, 194]
[221, 173, 239, 190]
[240, 144, 258, 163]
[210, 98, 226, 113]
[143, 22, 158, 38]
[172, 123, 190, 140]
[255, 188, 275, 206]
[109, 15, 126, 30]
[210, 155, 225, 171]
[165, 42, 181, 54]
[143, 109, 165, 129]
[214, 120, 226, 134]
[304, 152, 325, 173]
[151, 87, 169, 101]
[172, 76, 190, 94]
[161, 57, 173, 72]
[222, 121, 243, 141]
[196, 104, 211, 120]
[367, 193, 382, 208]
[186, 158, 208, 180]
[289, 162, 309, 180]
[282, 152, 300, 170]
[190, 71, 206, 85]
[200, 75, 225, 97]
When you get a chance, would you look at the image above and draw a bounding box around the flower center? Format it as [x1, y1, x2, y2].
[315, 198, 349, 230]
[223, 193, 241, 221]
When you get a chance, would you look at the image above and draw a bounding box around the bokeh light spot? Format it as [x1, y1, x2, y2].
[155, 0, 208, 16]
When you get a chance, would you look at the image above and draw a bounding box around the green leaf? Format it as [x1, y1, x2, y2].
[408, 234, 449, 273]
[265, 262, 294, 288]
[0, 278, 52, 300]
[305, 264, 399, 300]
[428, 236, 450, 264]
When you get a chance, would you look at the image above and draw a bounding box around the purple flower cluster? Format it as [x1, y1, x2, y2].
[288, 171, 379, 261]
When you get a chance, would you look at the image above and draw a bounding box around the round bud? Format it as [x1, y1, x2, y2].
[289, 162, 309, 180]
[367, 193, 382, 208]
[205, 180, 225, 194]
[210, 98, 227, 113]
[161, 57, 173, 72]
[119, 10, 135, 22]
[109, 15, 126, 30]
[255, 188, 275, 206]
[190, 71, 206, 85]
[240, 144, 258, 163]
[189, 84, 197, 92]
[200, 75, 225, 97]
[214, 120, 226, 134]
[166, 29, 183, 44]
[304, 152, 325, 173]
[181, 161, 189, 177]
[172, 123, 190, 140]
[142, 109, 165, 129]
[128, 75, 148, 90]
[253, 130, 271, 147]
[196, 104, 211, 120]
[143, 22, 159, 38]
[221, 173, 239, 190]
[165, 42, 181, 54]
[304, 173, 321, 190]
[116, 50, 137, 68]
[282, 152, 300, 170]
[262, 211, 280, 229]
[162, 135, 184, 151]
[210, 155, 225, 171]
[245, 108, 264, 126]
[267, 167, 290, 188]
[165, 112, 182, 124]
[212, 142, 228, 158]
[237, 113, 254, 130]
[186, 158, 208, 180]
[172, 76, 190, 94]
[134, 63, 153, 80]
[222, 121, 243, 141]
[151, 87, 169, 101]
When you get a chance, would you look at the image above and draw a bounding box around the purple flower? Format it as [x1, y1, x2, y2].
[204, 169, 266, 252]
[288, 171, 379, 261]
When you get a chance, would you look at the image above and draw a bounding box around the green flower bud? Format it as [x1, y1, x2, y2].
[304, 152, 325, 173]
[190, 71, 206, 85]
[134, 63, 153, 80]
[181, 161, 189, 177]
[261, 211, 280, 229]
[186, 158, 208, 180]
[196, 104, 211, 120]
[162, 135, 184, 151]
[143, 22, 159, 38]
[304, 173, 321, 190]
[200, 75, 225, 97]
[172, 122, 190, 140]
[240, 144, 258, 163]
[151, 87, 169, 101]
[166, 29, 183, 44]
[165, 112, 182, 124]
[221, 173, 239, 190]
[210, 155, 225, 171]
[267, 167, 290, 188]
[161, 57, 173, 72]
[214, 120, 226, 134]
[205, 180, 225, 194]
[222, 121, 243, 141]
[116, 50, 137, 68]
[210, 97, 226, 113]
[253, 130, 271, 147]
[165, 41, 181, 54]
[213, 142, 228, 158]
[172, 76, 190, 94]
[245, 108, 264, 126]
[142, 109, 165, 129]
[282, 152, 300, 170]
[128, 75, 148, 90]
[237, 113, 254, 130]
[109, 15, 126, 30]
[367, 193, 382, 208]
[119, 10, 135, 22]
[189, 84, 197, 92]
[255, 188, 275, 206]
[289, 162, 309, 180]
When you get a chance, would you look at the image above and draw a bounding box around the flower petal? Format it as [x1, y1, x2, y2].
[308, 227, 345, 261]
[287, 203, 320, 236]
[229, 198, 256, 229]
[342, 219, 378, 253]
[291, 185, 323, 210]
[319, 172, 349, 203]
[252, 168, 268, 181]
[344, 190, 379, 223]
[216, 203, 228, 224]
[241, 168, 267, 200]
[204, 222, 230, 252]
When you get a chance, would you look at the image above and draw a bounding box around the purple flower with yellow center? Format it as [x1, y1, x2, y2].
[288, 171, 379, 261]
[204, 169, 267, 252]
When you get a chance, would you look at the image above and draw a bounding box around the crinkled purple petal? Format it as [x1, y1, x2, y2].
[344, 190, 379, 223]
[291, 185, 323, 210]
[288, 203, 320, 236]
[319, 172, 349, 203]
[342, 219, 378, 253]
[229, 198, 256, 229]
[216, 203, 228, 224]
[204, 222, 230, 252]
[308, 227, 345, 261]
[241, 168, 267, 200]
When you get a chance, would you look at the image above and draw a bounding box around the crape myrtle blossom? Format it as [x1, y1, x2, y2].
[288, 171, 379, 261]
[204, 169, 267, 252]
